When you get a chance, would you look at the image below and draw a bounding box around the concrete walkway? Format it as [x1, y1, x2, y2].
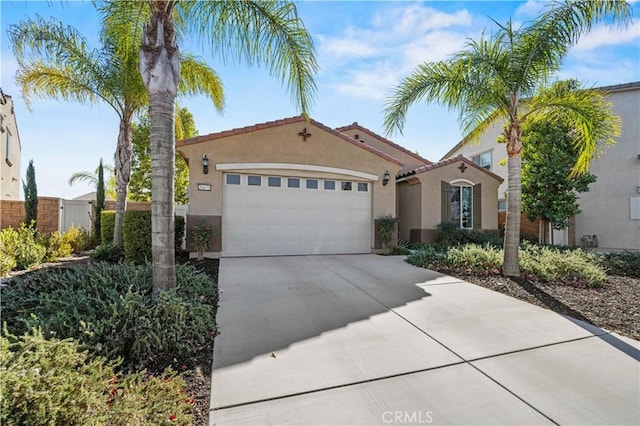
[210, 255, 640, 425]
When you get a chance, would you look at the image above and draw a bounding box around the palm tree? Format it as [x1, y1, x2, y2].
[9, 15, 224, 248]
[69, 162, 118, 201]
[384, 0, 631, 276]
[102, 0, 318, 291]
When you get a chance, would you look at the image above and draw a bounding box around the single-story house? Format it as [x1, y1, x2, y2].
[177, 116, 502, 257]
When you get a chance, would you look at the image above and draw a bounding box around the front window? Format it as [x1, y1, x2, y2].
[472, 151, 491, 170]
[450, 185, 473, 229]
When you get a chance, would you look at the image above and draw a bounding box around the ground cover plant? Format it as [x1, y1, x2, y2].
[1, 259, 219, 424]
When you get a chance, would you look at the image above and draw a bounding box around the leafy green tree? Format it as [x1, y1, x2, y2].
[23, 160, 38, 227]
[129, 107, 196, 204]
[384, 1, 629, 276]
[95, 159, 106, 242]
[521, 85, 602, 238]
[69, 163, 117, 201]
[101, 0, 318, 290]
[9, 14, 223, 248]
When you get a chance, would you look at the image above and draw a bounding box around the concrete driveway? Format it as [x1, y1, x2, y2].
[210, 255, 639, 425]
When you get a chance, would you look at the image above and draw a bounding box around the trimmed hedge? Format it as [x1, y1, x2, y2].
[101, 211, 116, 245]
[104, 211, 185, 263]
[123, 211, 152, 263]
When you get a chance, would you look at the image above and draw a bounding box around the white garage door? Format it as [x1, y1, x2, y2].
[222, 173, 372, 256]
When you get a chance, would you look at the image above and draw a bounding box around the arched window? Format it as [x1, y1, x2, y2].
[441, 180, 481, 229]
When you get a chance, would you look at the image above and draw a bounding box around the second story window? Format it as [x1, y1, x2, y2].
[472, 151, 491, 170]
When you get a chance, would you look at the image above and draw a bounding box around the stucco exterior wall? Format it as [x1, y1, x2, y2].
[178, 120, 401, 254]
[397, 179, 421, 241]
[417, 164, 500, 231]
[443, 123, 506, 201]
[339, 128, 429, 175]
[574, 87, 640, 252]
[1, 94, 21, 200]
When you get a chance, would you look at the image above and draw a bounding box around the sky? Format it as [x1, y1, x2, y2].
[1, 0, 639, 200]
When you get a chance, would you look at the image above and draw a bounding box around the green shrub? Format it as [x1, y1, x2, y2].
[39, 231, 73, 261]
[444, 244, 503, 274]
[91, 243, 125, 263]
[122, 211, 187, 263]
[1, 329, 194, 425]
[0, 252, 16, 276]
[435, 222, 503, 247]
[519, 243, 606, 287]
[1, 262, 217, 371]
[0, 224, 46, 270]
[603, 252, 640, 277]
[64, 225, 92, 253]
[101, 211, 116, 245]
[123, 210, 152, 263]
[406, 245, 446, 269]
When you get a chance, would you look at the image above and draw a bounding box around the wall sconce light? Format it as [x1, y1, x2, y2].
[382, 170, 390, 186]
[202, 154, 209, 175]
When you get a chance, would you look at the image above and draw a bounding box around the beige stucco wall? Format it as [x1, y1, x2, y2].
[178, 121, 402, 253]
[397, 179, 421, 241]
[0, 94, 21, 200]
[417, 164, 500, 230]
[339, 128, 428, 174]
[443, 122, 507, 201]
[574, 86, 640, 251]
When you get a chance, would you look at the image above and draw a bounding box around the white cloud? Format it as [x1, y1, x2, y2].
[318, 35, 378, 59]
[573, 21, 640, 51]
[515, 1, 548, 18]
[381, 4, 472, 34]
[316, 3, 476, 101]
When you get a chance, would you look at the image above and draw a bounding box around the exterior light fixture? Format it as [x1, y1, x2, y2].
[202, 154, 209, 175]
[382, 171, 390, 186]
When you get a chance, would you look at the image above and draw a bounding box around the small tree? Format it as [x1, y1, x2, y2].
[23, 159, 37, 228]
[377, 214, 399, 255]
[522, 118, 598, 243]
[191, 224, 213, 261]
[95, 159, 106, 243]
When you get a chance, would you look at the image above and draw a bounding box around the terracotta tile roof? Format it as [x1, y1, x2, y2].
[177, 115, 404, 166]
[402, 154, 503, 182]
[335, 122, 432, 165]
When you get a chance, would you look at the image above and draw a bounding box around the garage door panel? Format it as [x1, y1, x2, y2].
[223, 173, 372, 256]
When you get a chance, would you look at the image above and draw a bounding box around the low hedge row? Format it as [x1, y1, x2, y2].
[407, 243, 608, 287]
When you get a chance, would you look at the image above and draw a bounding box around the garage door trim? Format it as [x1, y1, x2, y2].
[216, 162, 379, 181]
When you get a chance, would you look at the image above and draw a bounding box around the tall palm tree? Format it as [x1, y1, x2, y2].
[384, 0, 631, 276]
[9, 15, 224, 248]
[103, 0, 318, 291]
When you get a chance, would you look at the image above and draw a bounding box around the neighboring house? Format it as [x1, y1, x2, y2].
[0, 89, 21, 200]
[441, 81, 640, 252]
[177, 116, 502, 257]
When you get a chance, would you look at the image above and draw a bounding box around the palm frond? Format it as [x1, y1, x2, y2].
[179, 54, 225, 112]
[177, 0, 317, 114]
[68, 171, 97, 187]
[525, 80, 622, 175]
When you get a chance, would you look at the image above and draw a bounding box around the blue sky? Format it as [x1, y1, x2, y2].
[1, 0, 639, 199]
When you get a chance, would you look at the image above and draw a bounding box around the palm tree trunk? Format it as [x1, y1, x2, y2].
[503, 153, 522, 276]
[141, 3, 179, 292]
[113, 120, 132, 247]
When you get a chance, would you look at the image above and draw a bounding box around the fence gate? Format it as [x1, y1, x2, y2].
[60, 200, 93, 232]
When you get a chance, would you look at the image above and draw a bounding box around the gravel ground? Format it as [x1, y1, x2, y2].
[446, 272, 640, 341]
